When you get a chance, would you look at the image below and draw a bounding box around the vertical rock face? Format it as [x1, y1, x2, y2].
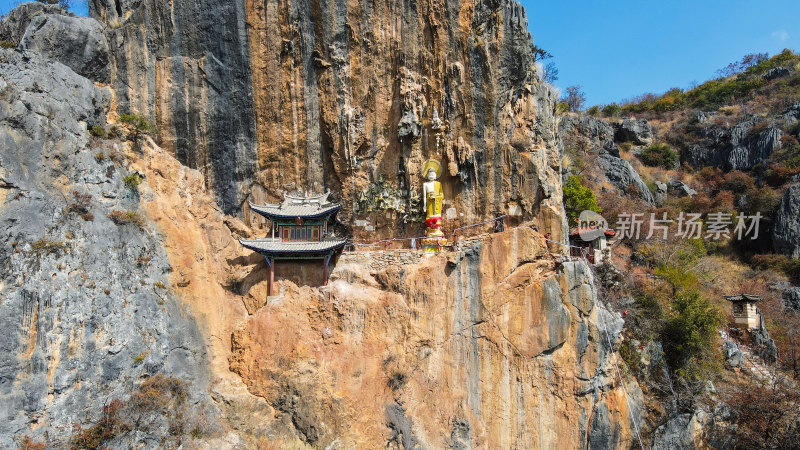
[773, 184, 800, 258]
[89, 0, 566, 241]
[19, 13, 110, 83]
[228, 229, 642, 448]
[0, 48, 215, 447]
[89, 0, 259, 214]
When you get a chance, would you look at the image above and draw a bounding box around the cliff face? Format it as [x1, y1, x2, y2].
[89, 0, 566, 241]
[0, 47, 216, 447]
[226, 230, 642, 448]
[0, 2, 643, 448]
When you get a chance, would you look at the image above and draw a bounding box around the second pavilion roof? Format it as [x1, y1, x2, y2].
[249, 192, 341, 220]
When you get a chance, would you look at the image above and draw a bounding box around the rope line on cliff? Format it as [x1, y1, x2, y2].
[598, 300, 646, 450]
[348, 215, 510, 248]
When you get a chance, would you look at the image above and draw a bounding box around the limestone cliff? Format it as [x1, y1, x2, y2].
[89, 0, 566, 242]
[0, 2, 643, 448]
[227, 231, 643, 448]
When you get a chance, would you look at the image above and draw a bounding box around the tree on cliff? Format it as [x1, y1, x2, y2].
[120, 114, 154, 152]
[562, 85, 586, 112]
[563, 175, 601, 224]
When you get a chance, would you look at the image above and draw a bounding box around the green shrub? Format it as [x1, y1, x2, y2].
[123, 173, 143, 191]
[119, 113, 154, 150]
[0, 41, 16, 49]
[601, 103, 622, 117]
[563, 175, 601, 225]
[586, 105, 600, 116]
[636, 144, 679, 169]
[660, 290, 722, 380]
[89, 125, 106, 138]
[555, 102, 571, 115]
[687, 76, 766, 109]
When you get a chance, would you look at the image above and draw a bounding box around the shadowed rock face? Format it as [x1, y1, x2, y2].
[89, 0, 566, 242]
[89, 0, 258, 215]
[773, 184, 800, 258]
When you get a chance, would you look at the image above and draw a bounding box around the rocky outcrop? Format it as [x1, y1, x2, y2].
[19, 13, 110, 83]
[0, 1, 66, 44]
[666, 180, 697, 198]
[89, 0, 258, 215]
[614, 118, 653, 145]
[773, 184, 800, 257]
[722, 340, 743, 368]
[0, 48, 216, 447]
[228, 229, 643, 448]
[763, 66, 791, 81]
[88, 0, 567, 243]
[683, 115, 783, 170]
[596, 154, 655, 204]
[559, 114, 620, 156]
[650, 410, 709, 450]
[783, 287, 800, 311]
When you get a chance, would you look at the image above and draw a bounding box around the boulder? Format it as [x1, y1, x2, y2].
[558, 114, 620, 156]
[752, 315, 779, 363]
[653, 181, 667, 206]
[727, 126, 782, 170]
[783, 288, 800, 311]
[763, 66, 791, 81]
[666, 180, 696, 198]
[722, 340, 743, 368]
[19, 13, 110, 83]
[596, 154, 655, 204]
[0, 1, 66, 44]
[614, 118, 653, 145]
[650, 410, 709, 450]
[773, 184, 800, 258]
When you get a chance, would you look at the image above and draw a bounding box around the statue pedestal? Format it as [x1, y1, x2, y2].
[422, 236, 447, 257]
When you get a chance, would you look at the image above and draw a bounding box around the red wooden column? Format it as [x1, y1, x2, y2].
[265, 256, 274, 297]
[270, 258, 274, 296]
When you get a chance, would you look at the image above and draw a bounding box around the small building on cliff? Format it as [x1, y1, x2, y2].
[239, 193, 346, 296]
[724, 294, 763, 330]
[568, 226, 615, 264]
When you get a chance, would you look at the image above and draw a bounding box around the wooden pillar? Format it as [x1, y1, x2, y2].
[270, 258, 275, 296]
[265, 256, 274, 297]
[323, 253, 332, 286]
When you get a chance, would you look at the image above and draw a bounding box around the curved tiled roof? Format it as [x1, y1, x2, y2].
[248, 200, 341, 220]
[238, 237, 347, 255]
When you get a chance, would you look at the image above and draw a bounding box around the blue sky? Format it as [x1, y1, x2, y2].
[520, 0, 800, 105]
[2, 0, 798, 106]
[0, 1, 87, 16]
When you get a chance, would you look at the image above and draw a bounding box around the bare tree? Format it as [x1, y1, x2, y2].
[541, 62, 559, 84]
[562, 85, 586, 112]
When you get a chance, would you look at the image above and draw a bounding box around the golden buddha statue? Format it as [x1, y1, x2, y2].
[422, 160, 444, 238]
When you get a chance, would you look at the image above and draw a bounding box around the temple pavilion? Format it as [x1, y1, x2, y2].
[724, 294, 763, 330]
[239, 192, 347, 296]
